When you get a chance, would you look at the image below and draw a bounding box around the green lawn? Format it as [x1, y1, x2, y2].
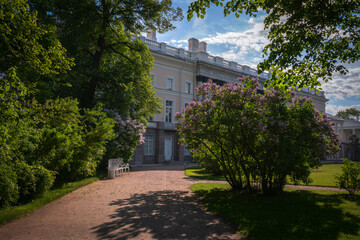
[0, 176, 100, 225]
[191, 183, 360, 240]
[186, 164, 344, 187]
[300, 163, 343, 187]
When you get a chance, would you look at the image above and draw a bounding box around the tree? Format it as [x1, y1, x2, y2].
[187, 0, 360, 90]
[0, 0, 73, 207]
[0, 0, 116, 206]
[0, 0, 73, 101]
[176, 77, 340, 195]
[0, 0, 73, 164]
[30, 0, 183, 122]
[336, 108, 360, 121]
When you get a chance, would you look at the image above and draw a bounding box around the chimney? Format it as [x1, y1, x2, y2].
[146, 29, 157, 42]
[198, 41, 207, 52]
[188, 38, 199, 53]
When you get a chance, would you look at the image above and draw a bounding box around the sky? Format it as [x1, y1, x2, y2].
[149, 0, 360, 116]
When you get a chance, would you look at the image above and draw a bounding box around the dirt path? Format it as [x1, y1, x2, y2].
[0, 165, 240, 240]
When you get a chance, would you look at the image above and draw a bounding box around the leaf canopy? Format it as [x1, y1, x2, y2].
[188, 0, 360, 90]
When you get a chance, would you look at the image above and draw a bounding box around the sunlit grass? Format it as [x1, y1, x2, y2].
[186, 164, 344, 187]
[191, 182, 360, 240]
[185, 166, 226, 181]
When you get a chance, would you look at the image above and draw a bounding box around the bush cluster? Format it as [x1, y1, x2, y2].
[0, 98, 115, 207]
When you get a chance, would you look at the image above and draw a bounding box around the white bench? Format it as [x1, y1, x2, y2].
[108, 158, 129, 178]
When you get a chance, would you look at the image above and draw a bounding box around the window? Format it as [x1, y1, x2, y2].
[144, 135, 154, 155]
[166, 77, 173, 90]
[185, 82, 191, 94]
[184, 143, 191, 156]
[165, 100, 173, 123]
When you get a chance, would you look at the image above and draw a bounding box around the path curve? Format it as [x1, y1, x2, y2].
[0, 165, 240, 240]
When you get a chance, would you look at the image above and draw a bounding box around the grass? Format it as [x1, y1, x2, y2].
[185, 166, 226, 181]
[0, 176, 100, 225]
[298, 163, 343, 187]
[191, 182, 360, 240]
[186, 164, 344, 187]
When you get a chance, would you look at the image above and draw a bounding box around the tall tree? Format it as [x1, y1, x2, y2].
[0, 0, 73, 154]
[30, 0, 183, 122]
[0, 0, 73, 97]
[336, 108, 360, 121]
[187, 0, 360, 90]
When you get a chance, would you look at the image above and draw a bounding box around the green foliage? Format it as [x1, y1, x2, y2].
[0, 164, 19, 208]
[187, 0, 360, 91]
[336, 108, 360, 120]
[26, 98, 83, 173]
[70, 105, 116, 180]
[28, 98, 116, 183]
[15, 162, 55, 203]
[0, 0, 117, 208]
[0, 0, 73, 101]
[177, 77, 340, 195]
[29, 0, 176, 120]
[336, 158, 360, 195]
[0, 98, 115, 207]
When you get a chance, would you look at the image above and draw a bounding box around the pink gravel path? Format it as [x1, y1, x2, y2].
[0, 165, 241, 240]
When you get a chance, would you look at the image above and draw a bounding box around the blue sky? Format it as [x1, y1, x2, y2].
[148, 0, 360, 115]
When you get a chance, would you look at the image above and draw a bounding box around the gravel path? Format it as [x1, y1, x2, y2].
[0, 165, 240, 240]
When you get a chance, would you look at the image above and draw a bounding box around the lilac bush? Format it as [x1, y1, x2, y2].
[176, 76, 340, 195]
[105, 110, 146, 162]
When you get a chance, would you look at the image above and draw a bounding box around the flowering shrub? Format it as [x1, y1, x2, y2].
[176, 76, 340, 195]
[105, 110, 146, 163]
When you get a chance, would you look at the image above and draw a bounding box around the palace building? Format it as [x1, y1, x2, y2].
[130, 30, 331, 165]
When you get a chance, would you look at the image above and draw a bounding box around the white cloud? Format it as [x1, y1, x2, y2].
[168, 39, 188, 49]
[198, 21, 269, 57]
[326, 104, 360, 115]
[322, 66, 360, 100]
[248, 18, 255, 24]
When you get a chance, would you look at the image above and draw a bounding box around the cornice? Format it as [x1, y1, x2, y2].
[150, 50, 195, 67]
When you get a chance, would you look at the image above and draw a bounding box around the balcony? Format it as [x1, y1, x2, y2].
[164, 122, 176, 129]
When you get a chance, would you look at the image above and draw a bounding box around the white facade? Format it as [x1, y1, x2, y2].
[130, 32, 329, 165]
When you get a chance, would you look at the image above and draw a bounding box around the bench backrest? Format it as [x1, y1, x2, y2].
[108, 158, 123, 169]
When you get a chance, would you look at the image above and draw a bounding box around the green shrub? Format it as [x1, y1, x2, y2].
[15, 162, 37, 202]
[0, 98, 114, 206]
[70, 105, 115, 180]
[31, 165, 56, 196]
[336, 158, 360, 195]
[0, 164, 19, 208]
[15, 162, 55, 203]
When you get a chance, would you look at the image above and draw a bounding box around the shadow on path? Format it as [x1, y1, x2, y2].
[91, 190, 238, 239]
